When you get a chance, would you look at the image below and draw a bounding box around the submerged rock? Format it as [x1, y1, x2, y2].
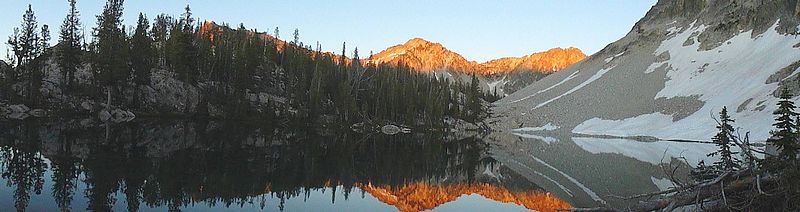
[381, 124, 411, 135]
[8, 104, 30, 114]
[382, 125, 401, 135]
[29, 109, 47, 117]
[98, 110, 111, 121]
[8, 112, 29, 120]
[81, 101, 95, 112]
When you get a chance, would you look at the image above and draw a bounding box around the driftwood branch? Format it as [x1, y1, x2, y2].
[562, 169, 777, 212]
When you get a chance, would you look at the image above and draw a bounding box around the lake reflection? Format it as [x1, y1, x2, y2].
[0, 119, 567, 212]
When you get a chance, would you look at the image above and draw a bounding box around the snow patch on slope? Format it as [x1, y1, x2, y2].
[604, 52, 625, 63]
[645, 57, 670, 74]
[487, 75, 508, 95]
[375, 50, 407, 63]
[573, 21, 800, 141]
[508, 70, 580, 104]
[533, 66, 615, 110]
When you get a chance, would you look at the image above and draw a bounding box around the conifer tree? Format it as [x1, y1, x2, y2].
[58, 0, 83, 90]
[130, 13, 153, 108]
[6, 5, 43, 104]
[39, 25, 50, 54]
[708, 106, 740, 170]
[7, 5, 41, 74]
[772, 87, 800, 160]
[350, 47, 362, 89]
[168, 5, 197, 83]
[339, 42, 346, 67]
[93, 0, 129, 99]
[130, 13, 153, 86]
[151, 14, 171, 67]
[467, 73, 482, 122]
[29, 24, 49, 105]
[309, 44, 325, 117]
[292, 29, 299, 45]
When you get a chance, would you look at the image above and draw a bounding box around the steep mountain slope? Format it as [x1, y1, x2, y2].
[493, 0, 800, 141]
[368, 38, 586, 95]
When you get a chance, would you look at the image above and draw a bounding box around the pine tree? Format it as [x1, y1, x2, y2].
[309, 44, 324, 117]
[151, 14, 171, 67]
[350, 47, 362, 89]
[708, 106, 740, 170]
[467, 73, 482, 122]
[339, 42, 346, 67]
[772, 87, 800, 160]
[6, 5, 43, 104]
[130, 13, 153, 86]
[39, 24, 50, 54]
[29, 24, 49, 105]
[93, 0, 129, 100]
[11, 5, 40, 69]
[58, 0, 83, 90]
[292, 29, 299, 45]
[130, 13, 153, 108]
[168, 4, 197, 83]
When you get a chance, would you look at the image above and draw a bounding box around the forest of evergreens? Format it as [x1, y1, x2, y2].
[1, 0, 498, 128]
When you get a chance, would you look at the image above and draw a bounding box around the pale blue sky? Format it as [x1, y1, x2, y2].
[1, 0, 656, 63]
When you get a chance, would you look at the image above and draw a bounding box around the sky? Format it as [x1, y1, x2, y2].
[0, 0, 657, 63]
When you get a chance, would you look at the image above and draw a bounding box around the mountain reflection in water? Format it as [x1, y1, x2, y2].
[361, 182, 570, 212]
[0, 119, 566, 211]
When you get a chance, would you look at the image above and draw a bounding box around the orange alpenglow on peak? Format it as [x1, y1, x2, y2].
[367, 38, 586, 75]
[368, 38, 481, 73]
[512, 47, 586, 74]
[358, 182, 572, 212]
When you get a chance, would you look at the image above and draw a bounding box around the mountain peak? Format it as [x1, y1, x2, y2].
[403, 37, 435, 47]
[370, 38, 586, 74]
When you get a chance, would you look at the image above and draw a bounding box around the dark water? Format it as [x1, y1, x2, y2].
[0, 119, 578, 212]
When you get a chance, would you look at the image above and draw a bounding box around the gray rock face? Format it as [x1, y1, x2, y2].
[492, 0, 800, 141]
[18, 58, 290, 119]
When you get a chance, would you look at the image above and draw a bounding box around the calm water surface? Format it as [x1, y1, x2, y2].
[0, 119, 715, 211]
[0, 120, 570, 211]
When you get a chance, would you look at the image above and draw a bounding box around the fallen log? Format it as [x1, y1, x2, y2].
[561, 169, 777, 212]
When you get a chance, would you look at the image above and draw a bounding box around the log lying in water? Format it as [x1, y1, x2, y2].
[560, 169, 777, 212]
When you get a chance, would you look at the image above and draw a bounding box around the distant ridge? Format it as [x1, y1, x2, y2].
[367, 38, 586, 75]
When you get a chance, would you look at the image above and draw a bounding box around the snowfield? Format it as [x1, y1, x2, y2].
[572, 21, 800, 141]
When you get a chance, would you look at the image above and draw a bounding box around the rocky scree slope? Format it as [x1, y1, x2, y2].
[492, 0, 800, 141]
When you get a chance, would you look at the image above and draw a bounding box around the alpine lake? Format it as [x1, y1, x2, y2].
[0, 119, 716, 211]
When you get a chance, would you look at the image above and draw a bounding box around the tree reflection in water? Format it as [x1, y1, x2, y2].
[0, 120, 567, 211]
